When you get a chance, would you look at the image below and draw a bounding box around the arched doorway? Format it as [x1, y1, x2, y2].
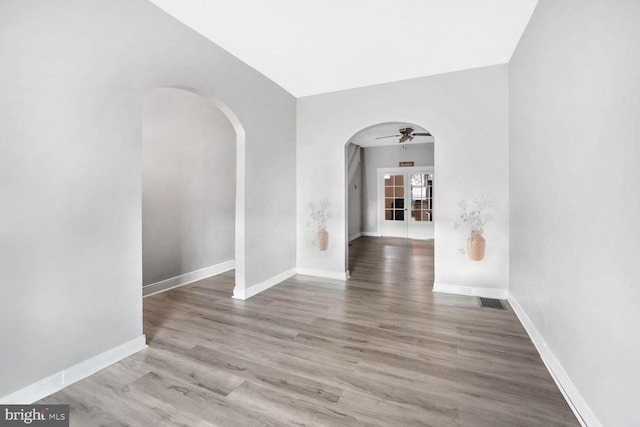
[141, 87, 246, 297]
[345, 121, 435, 275]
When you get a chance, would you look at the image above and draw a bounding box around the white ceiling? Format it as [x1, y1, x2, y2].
[350, 122, 434, 148]
[150, 0, 538, 97]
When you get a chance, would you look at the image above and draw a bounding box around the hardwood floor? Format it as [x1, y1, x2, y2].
[40, 236, 579, 426]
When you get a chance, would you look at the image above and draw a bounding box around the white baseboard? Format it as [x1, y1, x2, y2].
[361, 232, 380, 237]
[0, 335, 146, 404]
[349, 232, 362, 241]
[432, 282, 508, 299]
[233, 268, 297, 300]
[508, 295, 600, 427]
[143, 260, 235, 297]
[296, 268, 349, 281]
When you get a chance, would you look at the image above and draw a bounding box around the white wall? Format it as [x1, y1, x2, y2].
[509, 1, 640, 426]
[0, 0, 295, 399]
[142, 88, 235, 286]
[346, 143, 362, 239]
[361, 144, 434, 234]
[297, 65, 509, 291]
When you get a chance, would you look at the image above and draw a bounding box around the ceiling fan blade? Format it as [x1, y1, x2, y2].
[375, 135, 401, 139]
[411, 132, 432, 137]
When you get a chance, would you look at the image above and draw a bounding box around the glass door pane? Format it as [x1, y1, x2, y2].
[410, 173, 433, 222]
[384, 174, 406, 222]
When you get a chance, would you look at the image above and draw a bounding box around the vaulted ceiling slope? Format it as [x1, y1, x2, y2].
[150, 0, 538, 97]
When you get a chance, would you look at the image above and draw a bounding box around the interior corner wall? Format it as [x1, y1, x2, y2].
[142, 88, 235, 287]
[0, 0, 295, 399]
[296, 65, 509, 287]
[509, 1, 640, 426]
[361, 144, 434, 234]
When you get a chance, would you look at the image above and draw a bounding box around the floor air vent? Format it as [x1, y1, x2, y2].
[479, 297, 505, 310]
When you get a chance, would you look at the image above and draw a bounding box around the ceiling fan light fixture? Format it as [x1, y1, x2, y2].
[376, 126, 432, 144]
[399, 134, 414, 143]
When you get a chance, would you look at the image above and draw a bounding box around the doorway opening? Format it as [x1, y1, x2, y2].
[141, 87, 246, 297]
[345, 121, 435, 276]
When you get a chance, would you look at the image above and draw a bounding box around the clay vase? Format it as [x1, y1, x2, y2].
[467, 230, 486, 261]
[318, 228, 329, 251]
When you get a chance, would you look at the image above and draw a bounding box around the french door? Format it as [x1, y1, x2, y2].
[378, 167, 434, 239]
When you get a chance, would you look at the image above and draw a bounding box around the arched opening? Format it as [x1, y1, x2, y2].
[345, 121, 435, 279]
[141, 87, 246, 297]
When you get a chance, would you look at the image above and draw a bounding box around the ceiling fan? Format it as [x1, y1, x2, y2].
[375, 127, 431, 143]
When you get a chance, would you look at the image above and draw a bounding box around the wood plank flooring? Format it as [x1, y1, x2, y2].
[39, 236, 579, 426]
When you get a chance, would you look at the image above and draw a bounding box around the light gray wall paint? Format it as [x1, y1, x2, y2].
[297, 65, 509, 290]
[347, 144, 362, 238]
[361, 144, 434, 233]
[142, 88, 235, 286]
[0, 0, 295, 398]
[509, 1, 640, 426]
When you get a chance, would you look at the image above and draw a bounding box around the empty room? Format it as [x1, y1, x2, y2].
[1, 1, 638, 426]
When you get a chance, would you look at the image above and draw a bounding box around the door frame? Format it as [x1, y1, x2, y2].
[376, 166, 435, 238]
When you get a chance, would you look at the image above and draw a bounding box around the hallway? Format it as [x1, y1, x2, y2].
[348, 235, 434, 289]
[39, 237, 578, 426]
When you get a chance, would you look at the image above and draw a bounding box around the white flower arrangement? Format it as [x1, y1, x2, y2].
[454, 194, 494, 232]
[307, 198, 331, 247]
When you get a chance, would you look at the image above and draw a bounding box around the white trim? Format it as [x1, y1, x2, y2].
[349, 232, 362, 241]
[233, 268, 297, 300]
[143, 260, 235, 297]
[362, 231, 381, 237]
[296, 268, 349, 281]
[233, 113, 246, 294]
[508, 294, 600, 427]
[0, 335, 146, 404]
[433, 282, 508, 299]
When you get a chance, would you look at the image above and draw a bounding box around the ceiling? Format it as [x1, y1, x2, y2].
[150, 0, 538, 97]
[350, 122, 434, 148]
